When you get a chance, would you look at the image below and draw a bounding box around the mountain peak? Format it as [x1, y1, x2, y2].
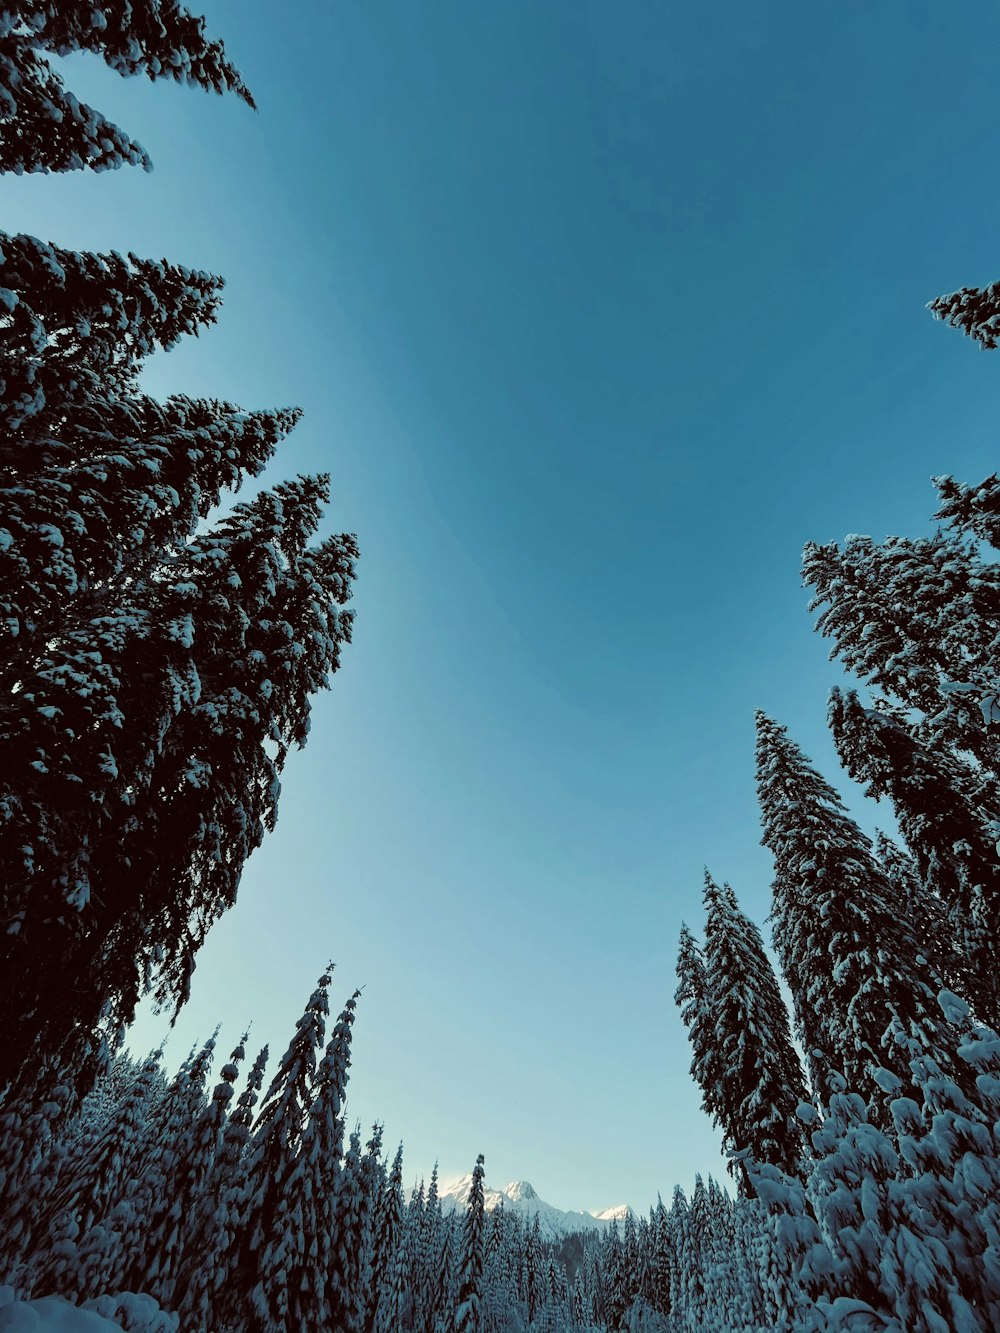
[439, 1174, 628, 1242]
[503, 1180, 537, 1201]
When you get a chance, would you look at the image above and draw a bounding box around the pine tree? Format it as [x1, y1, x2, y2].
[223, 969, 331, 1333]
[329, 1122, 382, 1333]
[755, 711, 961, 1110]
[278, 989, 360, 1333]
[116, 1031, 219, 1301]
[0, 469, 357, 1100]
[698, 873, 809, 1185]
[415, 1161, 444, 1333]
[928, 277, 1000, 349]
[829, 688, 997, 1025]
[370, 1142, 406, 1333]
[0, 1, 253, 175]
[174, 1039, 267, 1333]
[674, 923, 722, 1133]
[523, 1209, 542, 1327]
[802, 531, 1000, 767]
[452, 1154, 486, 1333]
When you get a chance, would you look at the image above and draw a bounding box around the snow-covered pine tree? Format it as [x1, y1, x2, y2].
[1, 469, 357, 1102]
[328, 1122, 382, 1333]
[370, 1142, 406, 1333]
[829, 687, 997, 1025]
[928, 277, 1000, 349]
[1, 230, 224, 446]
[452, 1153, 486, 1333]
[416, 1162, 443, 1333]
[0, 0, 253, 174]
[673, 924, 723, 1134]
[523, 1209, 543, 1328]
[173, 1039, 267, 1333]
[114, 1032, 219, 1301]
[699, 873, 808, 1186]
[30, 1045, 165, 1277]
[220, 969, 331, 1333]
[802, 531, 1000, 768]
[755, 712, 962, 1113]
[276, 988, 360, 1333]
[935, 468, 1000, 547]
[0, 1066, 75, 1290]
[645, 1196, 672, 1320]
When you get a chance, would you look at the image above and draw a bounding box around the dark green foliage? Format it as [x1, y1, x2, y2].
[928, 278, 1000, 349]
[699, 874, 808, 1184]
[0, 1, 253, 175]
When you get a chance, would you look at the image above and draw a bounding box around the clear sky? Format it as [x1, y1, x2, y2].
[10, 0, 1000, 1213]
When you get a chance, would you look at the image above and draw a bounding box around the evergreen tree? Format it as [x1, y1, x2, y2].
[0, 468, 357, 1100]
[275, 989, 360, 1333]
[928, 276, 1000, 349]
[329, 1122, 382, 1333]
[0, 0, 253, 174]
[829, 687, 997, 1024]
[802, 530, 1000, 767]
[697, 873, 809, 1186]
[117, 1031, 219, 1301]
[673, 923, 722, 1133]
[221, 968, 331, 1333]
[174, 1039, 268, 1333]
[755, 711, 961, 1110]
[370, 1142, 406, 1333]
[523, 1209, 542, 1327]
[452, 1153, 486, 1333]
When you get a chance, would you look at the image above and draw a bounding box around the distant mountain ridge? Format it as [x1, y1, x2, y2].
[440, 1176, 631, 1242]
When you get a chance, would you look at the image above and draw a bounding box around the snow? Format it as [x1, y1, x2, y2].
[439, 1177, 631, 1241]
[0, 1292, 175, 1333]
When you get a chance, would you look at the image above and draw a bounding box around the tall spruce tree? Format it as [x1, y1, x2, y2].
[173, 1038, 267, 1333]
[755, 711, 961, 1108]
[370, 1142, 406, 1333]
[699, 873, 808, 1185]
[225, 969, 331, 1333]
[278, 989, 360, 1333]
[452, 1154, 486, 1333]
[928, 277, 1000, 349]
[674, 923, 722, 1131]
[0, 460, 357, 1099]
[0, 1, 253, 175]
[2, 11, 357, 1104]
[829, 687, 997, 1025]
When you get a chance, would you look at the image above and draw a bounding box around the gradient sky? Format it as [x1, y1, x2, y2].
[9, 0, 1000, 1212]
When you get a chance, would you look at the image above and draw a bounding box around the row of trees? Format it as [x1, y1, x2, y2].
[668, 287, 1000, 1329]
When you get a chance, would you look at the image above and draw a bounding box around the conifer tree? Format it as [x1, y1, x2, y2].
[755, 712, 960, 1107]
[2, 139, 357, 1112]
[698, 873, 809, 1186]
[829, 688, 997, 1024]
[0, 467, 357, 1099]
[275, 989, 360, 1333]
[174, 1039, 268, 1333]
[452, 1153, 486, 1333]
[221, 969, 331, 1333]
[928, 277, 1000, 349]
[802, 531, 1000, 766]
[0, 0, 253, 174]
[674, 923, 722, 1130]
[370, 1142, 406, 1333]
[329, 1122, 382, 1333]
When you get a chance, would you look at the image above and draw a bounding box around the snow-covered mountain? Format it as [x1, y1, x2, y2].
[440, 1177, 631, 1242]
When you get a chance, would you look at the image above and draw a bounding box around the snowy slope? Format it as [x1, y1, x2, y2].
[440, 1177, 631, 1241]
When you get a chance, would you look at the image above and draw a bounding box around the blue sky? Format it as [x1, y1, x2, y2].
[10, 0, 1000, 1211]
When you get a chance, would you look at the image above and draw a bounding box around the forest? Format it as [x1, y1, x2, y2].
[1, 4, 1000, 1333]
